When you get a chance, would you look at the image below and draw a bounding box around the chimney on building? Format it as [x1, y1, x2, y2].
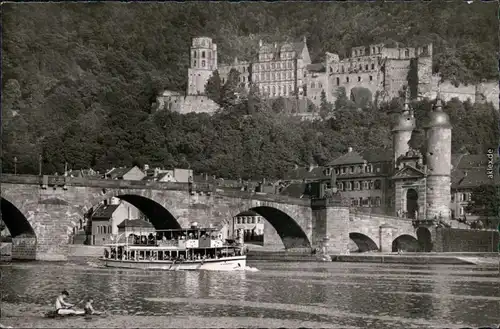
[144, 164, 149, 172]
[274, 42, 277, 49]
[308, 164, 315, 172]
[348, 147, 353, 153]
[259, 39, 263, 47]
[294, 164, 299, 170]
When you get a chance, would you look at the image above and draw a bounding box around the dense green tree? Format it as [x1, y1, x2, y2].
[1, 2, 498, 179]
[205, 70, 222, 105]
[465, 184, 499, 229]
[319, 90, 334, 120]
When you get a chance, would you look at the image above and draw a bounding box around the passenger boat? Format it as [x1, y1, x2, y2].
[99, 224, 247, 271]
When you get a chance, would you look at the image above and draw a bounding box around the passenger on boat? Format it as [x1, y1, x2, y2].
[55, 290, 76, 315]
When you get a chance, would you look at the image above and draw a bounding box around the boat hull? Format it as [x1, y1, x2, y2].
[99, 256, 246, 271]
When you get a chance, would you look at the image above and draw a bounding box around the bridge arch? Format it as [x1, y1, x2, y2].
[392, 234, 419, 252]
[349, 232, 378, 252]
[114, 194, 181, 230]
[1, 197, 37, 260]
[1, 197, 36, 238]
[244, 206, 311, 249]
[416, 227, 433, 252]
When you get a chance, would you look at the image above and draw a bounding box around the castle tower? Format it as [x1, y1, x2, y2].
[187, 37, 218, 96]
[424, 94, 452, 222]
[391, 88, 416, 166]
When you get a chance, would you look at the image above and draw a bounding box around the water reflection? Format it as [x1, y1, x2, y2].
[1, 261, 498, 328]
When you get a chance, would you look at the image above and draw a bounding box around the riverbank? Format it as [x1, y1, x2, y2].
[247, 249, 499, 267]
[0, 301, 340, 328]
[2, 244, 498, 268]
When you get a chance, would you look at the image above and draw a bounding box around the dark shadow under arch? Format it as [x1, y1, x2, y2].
[115, 195, 181, 230]
[416, 227, 433, 252]
[1, 198, 36, 238]
[349, 233, 378, 252]
[249, 206, 310, 249]
[406, 189, 418, 219]
[392, 234, 419, 252]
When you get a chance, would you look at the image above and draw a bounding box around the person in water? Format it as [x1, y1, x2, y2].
[55, 290, 77, 315]
[84, 298, 101, 315]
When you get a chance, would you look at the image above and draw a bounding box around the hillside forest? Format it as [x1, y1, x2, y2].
[2, 2, 499, 179]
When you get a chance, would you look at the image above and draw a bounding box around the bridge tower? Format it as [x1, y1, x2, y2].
[187, 37, 218, 96]
[391, 88, 416, 166]
[423, 94, 452, 223]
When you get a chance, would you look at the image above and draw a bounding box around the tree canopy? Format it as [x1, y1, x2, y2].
[2, 2, 498, 178]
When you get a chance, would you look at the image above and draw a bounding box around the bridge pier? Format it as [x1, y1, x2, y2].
[311, 197, 350, 254]
[379, 224, 397, 252]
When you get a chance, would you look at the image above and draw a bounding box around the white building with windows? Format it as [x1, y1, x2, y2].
[233, 210, 265, 237]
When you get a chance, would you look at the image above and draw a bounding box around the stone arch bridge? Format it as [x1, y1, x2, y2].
[1, 175, 417, 260]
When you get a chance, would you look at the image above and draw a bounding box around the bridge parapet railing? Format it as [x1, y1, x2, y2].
[349, 211, 414, 222]
[0, 174, 214, 192]
[214, 189, 310, 206]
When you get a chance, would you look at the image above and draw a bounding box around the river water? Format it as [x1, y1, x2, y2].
[0, 259, 499, 328]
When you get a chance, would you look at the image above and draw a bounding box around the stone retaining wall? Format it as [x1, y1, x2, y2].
[11, 237, 36, 260]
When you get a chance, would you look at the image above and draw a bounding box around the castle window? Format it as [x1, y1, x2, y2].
[261, 64, 265, 70]
[341, 66, 345, 73]
[260, 73, 265, 81]
[339, 182, 344, 191]
[319, 82, 322, 88]
[347, 182, 353, 190]
[334, 168, 339, 175]
[266, 63, 270, 70]
[354, 182, 360, 190]
[377, 47, 381, 53]
[369, 75, 373, 81]
[350, 166, 354, 173]
[342, 167, 346, 174]
[288, 84, 293, 93]
[369, 181, 374, 189]
[242, 76, 246, 82]
[423, 45, 428, 54]
[372, 47, 375, 54]
[282, 72, 286, 80]
[336, 77, 340, 85]
[363, 181, 368, 190]
[243, 67, 246, 72]
[202, 51, 206, 58]
[288, 61, 292, 69]
[202, 60, 206, 67]
[330, 67, 333, 73]
[271, 63, 275, 69]
[459, 207, 464, 216]
[374, 180, 381, 190]
[358, 76, 361, 82]
[272, 86, 276, 96]
[311, 82, 315, 88]
[371, 63, 375, 70]
[194, 60, 197, 66]
[222, 78, 225, 84]
[375, 197, 381, 207]
[236, 218, 241, 224]
[359, 64, 362, 70]
[405, 49, 409, 57]
[266, 72, 270, 80]
[194, 50, 198, 58]
[346, 77, 349, 83]
[365, 64, 368, 70]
